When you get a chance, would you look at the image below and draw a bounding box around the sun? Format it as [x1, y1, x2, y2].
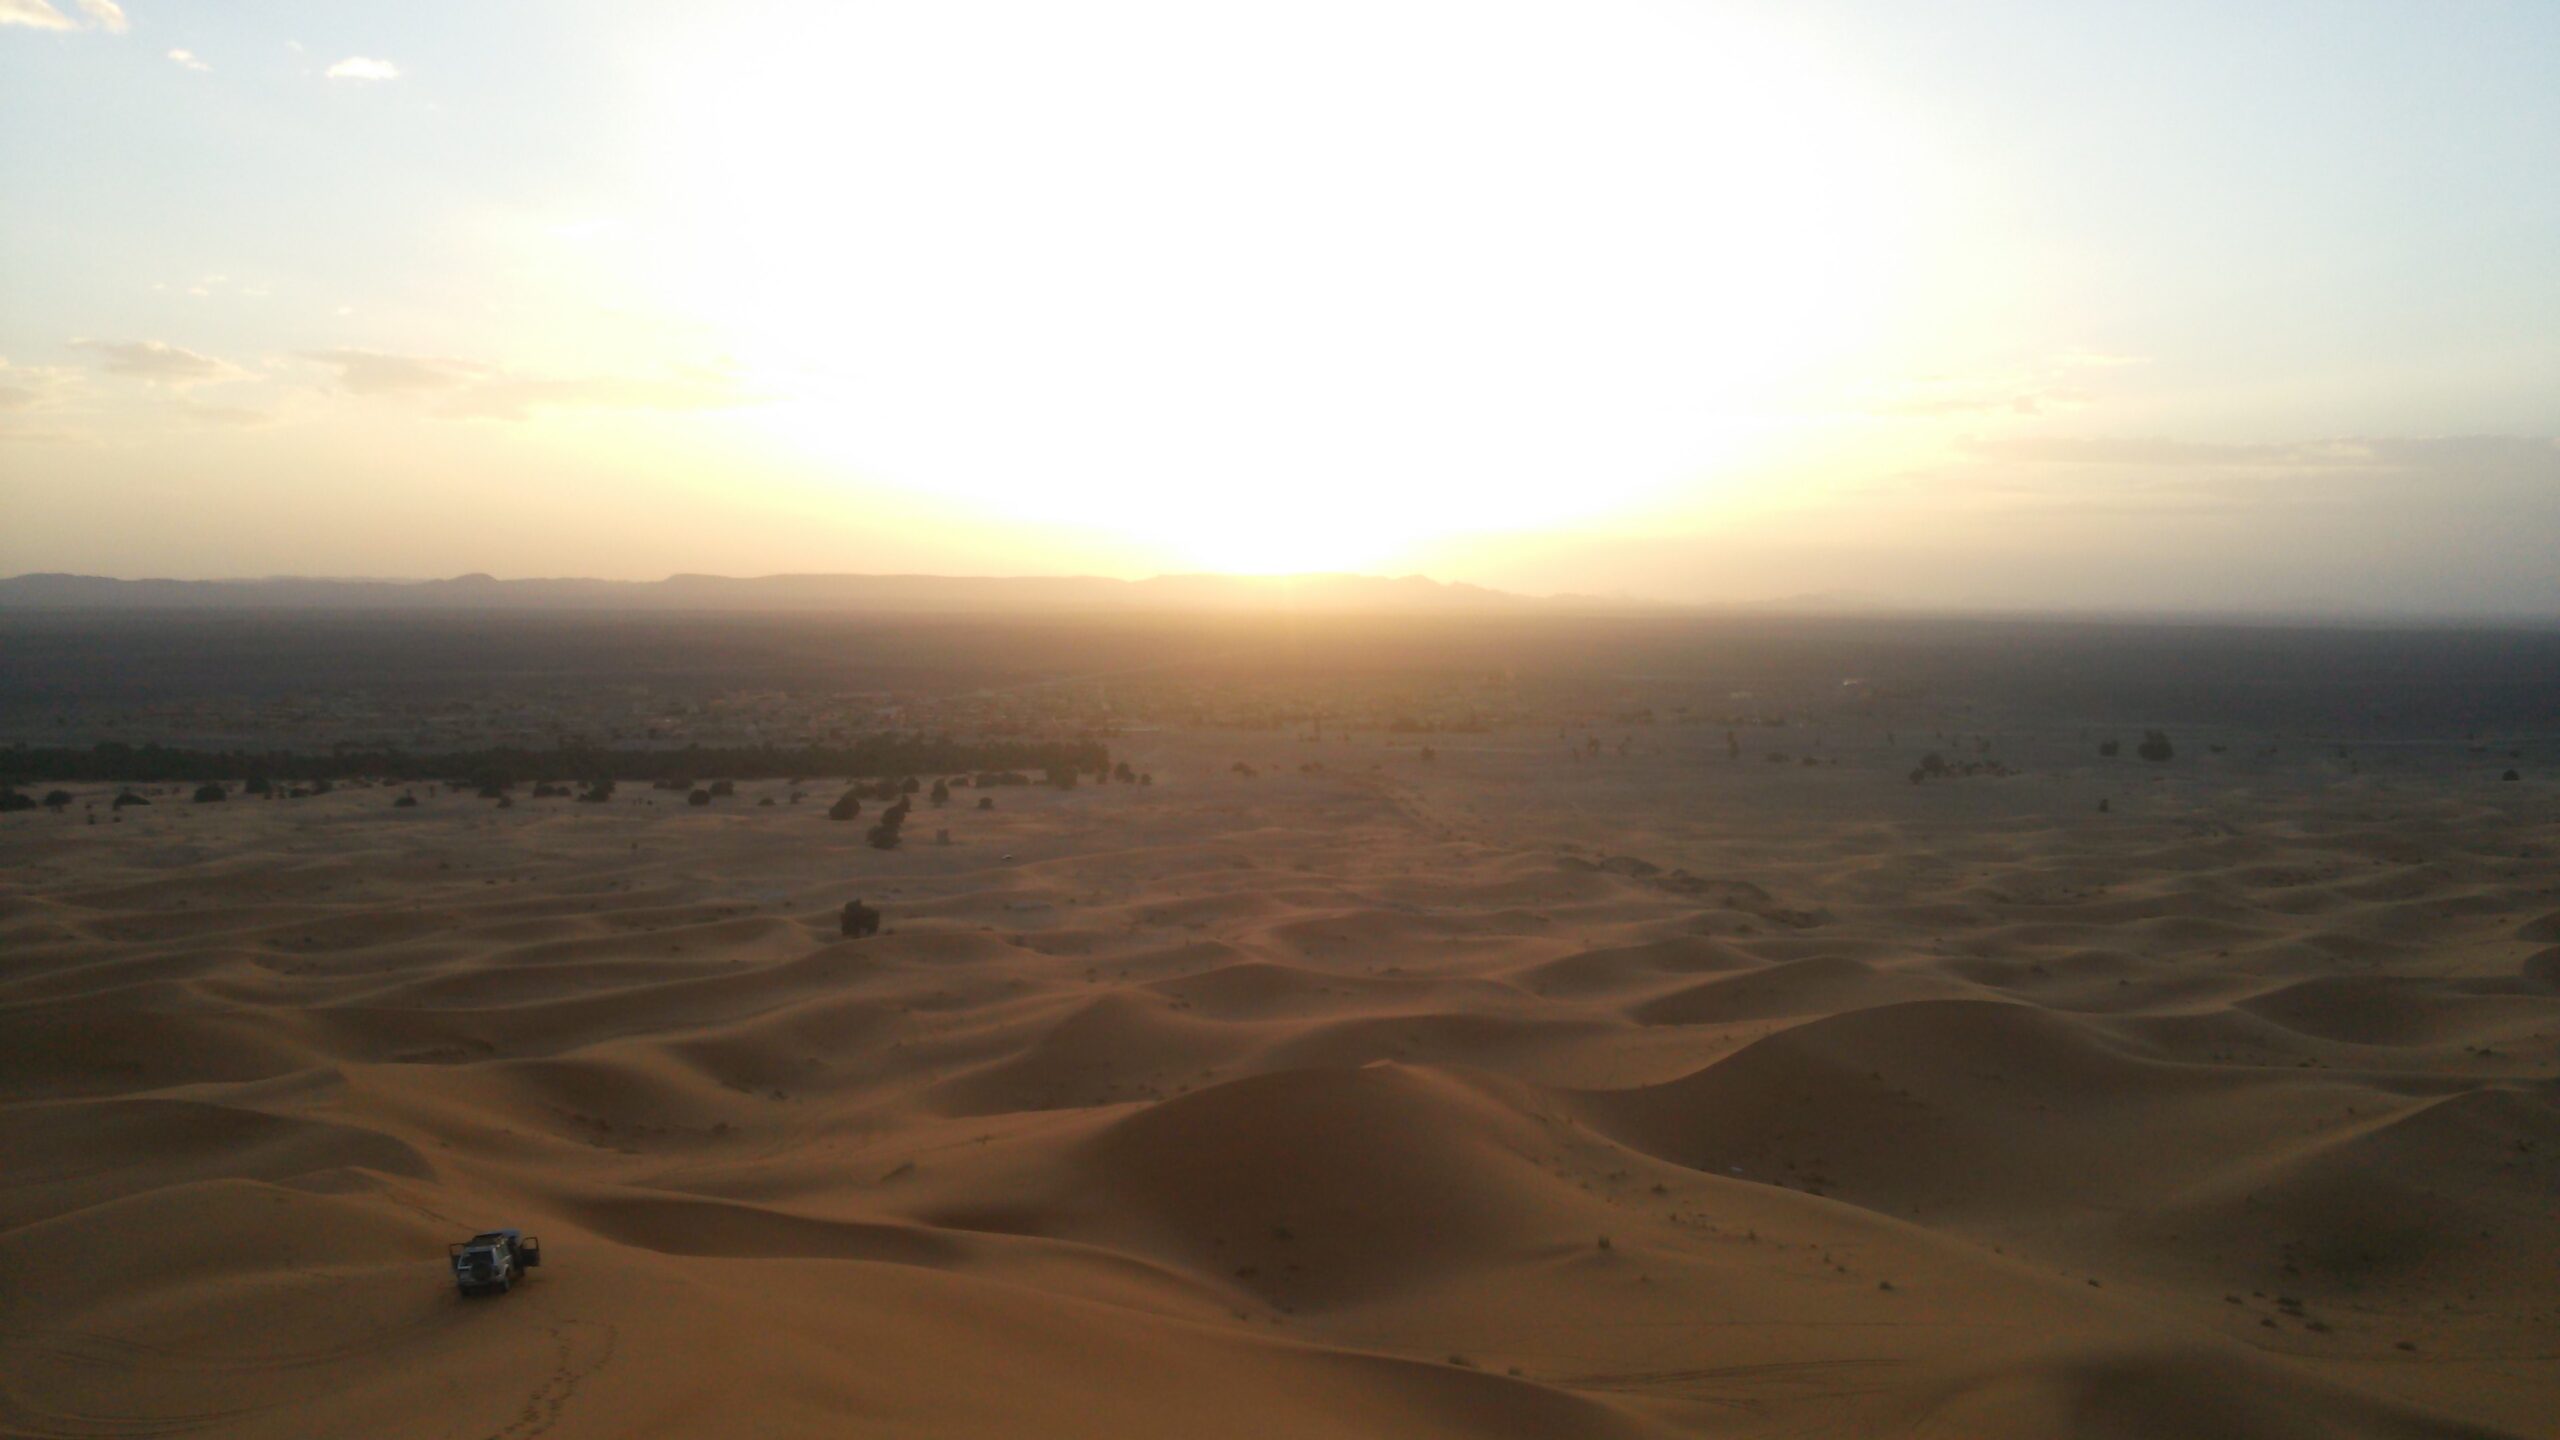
[627, 1, 1917, 574]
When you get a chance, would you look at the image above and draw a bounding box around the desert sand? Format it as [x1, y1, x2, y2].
[4, 729, 2555, 1438]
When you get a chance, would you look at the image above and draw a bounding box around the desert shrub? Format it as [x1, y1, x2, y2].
[44, 789, 74, 811]
[929, 779, 950, 807]
[828, 791, 863, 821]
[2505, 769, 2522, 782]
[393, 794, 419, 808]
[687, 788, 712, 806]
[976, 796, 994, 810]
[112, 791, 148, 808]
[1918, 752, 1947, 777]
[1114, 762, 1136, 782]
[578, 779, 615, 803]
[840, 899, 881, 938]
[2097, 738, 2120, 757]
[193, 783, 227, 803]
[1140, 772, 1153, 785]
[0, 788, 34, 813]
[866, 820, 902, 850]
[1420, 746, 1436, 762]
[244, 775, 274, 795]
[709, 779, 735, 797]
[757, 795, 775, 806]
[1047, 766, 1079, 790]
[2137, 730, 2174, 762]
[901, 777, 921, 795]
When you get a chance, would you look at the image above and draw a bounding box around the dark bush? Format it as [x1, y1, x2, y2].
[709, 779, 736, 798]
[112, 791, 149, 808]
[687, 788, 712, 806]
[929, 779, 950, 807]
[2098, 738, 2121, 758]
[977, 796, 994, 810]
[194, 783, 227, 803]
[44, 789, 74, 811]
[866, 821, 902, 850]
[828, 791, 862, 821]
[244, 775, 274, 795]
[2504, 769, 2522, 782]
[840, 899, 881, 938]
[0, 788, 34, 813]
[2137, 730, 2174, 763]
[393, 794, 419, 808]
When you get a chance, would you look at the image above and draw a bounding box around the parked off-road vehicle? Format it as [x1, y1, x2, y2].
[449, 1229, 542, 1296]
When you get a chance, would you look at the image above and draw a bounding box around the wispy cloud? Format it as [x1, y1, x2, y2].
[1864, 351, 2149, 420]
[166, 48, 209, 71]
[0, 358, 77, 411]
[0, 357, 85, 444]
[302, 348, 756, 419]
[0, 0, 77, 30]
[441, 374, 754, 422]
[302, 348, 485, 395]
[69, 339, 241, 385]
[1960, 436, 2371, 468]
[180, 402, 281, 429]
[73, 0, 122, 32]
[324, 55, 399, 82]
[1955, 435, 2558, 472]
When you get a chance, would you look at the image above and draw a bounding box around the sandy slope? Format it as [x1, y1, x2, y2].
[3, 732, 2555, 1438]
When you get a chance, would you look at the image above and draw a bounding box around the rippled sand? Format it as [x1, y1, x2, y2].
[5, 731, 2554, 1438]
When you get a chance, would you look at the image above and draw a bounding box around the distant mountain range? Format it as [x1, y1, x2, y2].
[0, 571, 1665, 614]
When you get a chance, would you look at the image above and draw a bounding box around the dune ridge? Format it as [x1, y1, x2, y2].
[3, 729, 2552, 1438]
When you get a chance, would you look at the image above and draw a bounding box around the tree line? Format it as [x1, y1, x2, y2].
[0, 736, 1110, 787]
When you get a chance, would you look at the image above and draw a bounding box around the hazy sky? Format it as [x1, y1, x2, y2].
[4, 1, 2555, 614]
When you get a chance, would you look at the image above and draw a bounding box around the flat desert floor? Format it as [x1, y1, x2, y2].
[5, 730, 2557, 1438]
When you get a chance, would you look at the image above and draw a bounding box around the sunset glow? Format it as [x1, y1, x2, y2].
[4, 1, 2555, 612]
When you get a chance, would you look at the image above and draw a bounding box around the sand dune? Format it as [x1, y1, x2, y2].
[3, 729, 2552, 1438]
